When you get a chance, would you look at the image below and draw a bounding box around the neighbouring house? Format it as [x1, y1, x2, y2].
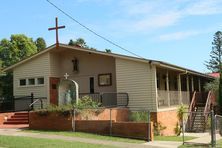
[208, 72, 220, 78]
[3, 44, 214, 135]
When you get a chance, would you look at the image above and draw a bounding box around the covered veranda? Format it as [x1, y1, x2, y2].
[156, 66, 211, 109]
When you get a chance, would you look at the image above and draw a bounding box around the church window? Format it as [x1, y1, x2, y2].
[37, 77, 44, 85]
[19, 79, 26, 86]
[28, 78, 35, 85]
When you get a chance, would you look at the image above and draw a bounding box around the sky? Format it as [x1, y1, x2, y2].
[1, 0, 222, 73]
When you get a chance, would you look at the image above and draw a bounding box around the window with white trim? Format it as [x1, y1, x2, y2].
[37, 77, 44, 85]
[19, 79, 26, 86]
[28, 78, 35, 85]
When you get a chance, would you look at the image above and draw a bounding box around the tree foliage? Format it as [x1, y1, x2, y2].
[0, 34, 37, 68]
[35, 37, 46, 52]
[105, 49, 112, 53]
[205, 31, 222, 114]
[68, 38, 88, 48]
[0, 34, 43, 98]
[205, 31, 222, 72]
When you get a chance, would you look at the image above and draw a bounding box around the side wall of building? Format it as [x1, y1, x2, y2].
[115, 58, 157, 111]
[13, 53, 50, 109]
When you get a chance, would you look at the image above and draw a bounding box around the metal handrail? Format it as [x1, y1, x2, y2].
[204, 91, 212, 122]
[187, 91, 197, 131]
[79, 92, 129, 107]
[29, 98, 44, 110]
[189, 91, 197, 112]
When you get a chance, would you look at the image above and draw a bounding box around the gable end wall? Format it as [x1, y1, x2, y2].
[13, 53, 50, 98]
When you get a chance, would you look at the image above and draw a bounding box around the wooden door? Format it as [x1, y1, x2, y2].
[89, 77, 95, 93]
[50, 77, 60, 105]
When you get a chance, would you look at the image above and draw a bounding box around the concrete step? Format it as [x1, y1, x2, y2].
[3, 111, 29, 125]
[3, 121, 28, 124]
[14, 112, 28, 116]
[11, 115, 28, 118]
[6, 118, 28, 122]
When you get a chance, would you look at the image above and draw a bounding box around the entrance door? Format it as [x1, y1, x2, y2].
[50, 77, 60, 105]
[89, 77, 94, 93]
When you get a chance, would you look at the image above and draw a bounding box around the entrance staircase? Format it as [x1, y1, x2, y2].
[3, 112, 29, 125]
[186, 91, 212, 132]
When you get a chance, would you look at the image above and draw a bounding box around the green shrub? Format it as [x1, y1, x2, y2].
[35, 104, 73, 116]
[74, 95, 101, 109]
[129, 111, 149, 122]
[35, 96, 101, 117]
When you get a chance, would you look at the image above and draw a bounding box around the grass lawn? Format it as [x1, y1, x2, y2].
[0, 135, 115, 148]
[23, 130, 145, 143]
[154, 135, 197, 142]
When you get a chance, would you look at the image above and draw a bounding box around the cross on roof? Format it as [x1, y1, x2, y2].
[64, 73, 69, 79]
[48, 17, 65, 48]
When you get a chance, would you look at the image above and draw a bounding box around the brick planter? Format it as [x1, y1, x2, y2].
[29, 112, 72, 131]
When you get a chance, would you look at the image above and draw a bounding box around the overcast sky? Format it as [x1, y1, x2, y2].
[1, 0, 222, 72]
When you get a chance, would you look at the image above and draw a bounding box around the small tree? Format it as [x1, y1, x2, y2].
[175, 104, 187, 136]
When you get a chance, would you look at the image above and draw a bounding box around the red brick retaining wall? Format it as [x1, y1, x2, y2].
[151, 109, 178, 136]
[29, 112, 72, 131]
[75, 120, 110, 134]
[29, 108, 153, 141]
[112, 122, 153, 140]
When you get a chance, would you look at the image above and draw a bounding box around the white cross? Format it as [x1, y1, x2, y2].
[64, 73, 69, 79]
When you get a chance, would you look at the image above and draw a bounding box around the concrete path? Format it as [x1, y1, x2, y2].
[0, 129, 183, 148]
[186, 133, 222, 144]
[144, 141, 182, 148]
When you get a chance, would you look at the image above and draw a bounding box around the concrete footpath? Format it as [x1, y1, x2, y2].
[185, 133, 222, 144]
[0, 128, 183, 148]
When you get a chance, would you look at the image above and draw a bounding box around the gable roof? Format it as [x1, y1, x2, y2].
[2, 43, 214, 79]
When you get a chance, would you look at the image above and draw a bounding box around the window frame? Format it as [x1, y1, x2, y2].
[98, 73, 112, 86]
[37, 77, 44, 85]
[19, 79, 26, 86]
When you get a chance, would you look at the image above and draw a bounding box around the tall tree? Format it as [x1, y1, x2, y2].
[0, 34, 37, 68]
[206, 31, 222, 72]
[206, 31, 222, 114]
[0, 34, 38, 98]
[35, 37, 46, 52]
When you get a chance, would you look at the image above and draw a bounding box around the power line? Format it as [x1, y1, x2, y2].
[46, 0, 145, 59]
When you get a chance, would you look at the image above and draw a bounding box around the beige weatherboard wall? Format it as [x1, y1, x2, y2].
[49, 47, 116, 93]
[13, 52, 50, 98]
[115, 58, 157, 111]
[13, 52, 50, 110]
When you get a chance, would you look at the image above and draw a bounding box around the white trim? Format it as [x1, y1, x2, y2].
[18, 77, 45, 88]
[157, 107, 178, 112]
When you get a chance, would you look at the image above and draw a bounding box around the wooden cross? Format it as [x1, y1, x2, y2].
[48, 17, 65, 48]
[64, 73, 69, 79]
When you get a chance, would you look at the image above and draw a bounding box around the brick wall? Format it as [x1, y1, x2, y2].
[75, 120, 110, 134]
[29, 112, 72, 131]
[0, 113, 14, 124]
[151, 109, 178, 136]
[29, 108, 153, 141]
